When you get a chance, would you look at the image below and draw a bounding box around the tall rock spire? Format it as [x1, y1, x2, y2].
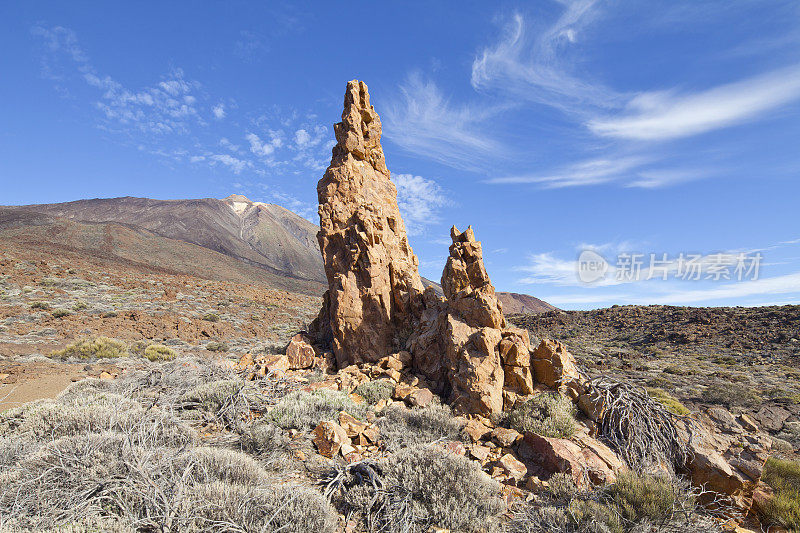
[310, 80, 426, 367]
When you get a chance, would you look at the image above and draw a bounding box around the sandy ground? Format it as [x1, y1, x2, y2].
[0, 358, 121, 411]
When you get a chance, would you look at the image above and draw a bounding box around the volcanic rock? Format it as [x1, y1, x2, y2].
[309, 80, 426, 368]
[532, 338, 581, 390]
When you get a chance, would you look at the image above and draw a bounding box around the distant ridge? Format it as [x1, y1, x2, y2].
[1, 195, 556, 310]
[4, 195, 324, 283]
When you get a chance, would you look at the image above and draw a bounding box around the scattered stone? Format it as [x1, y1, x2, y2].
[312, 420, 350, 458]
[338, 411, 368, 438]
[469, 444, 491, 463]
[738, 413, 759, 432]
[408, 387, 434, 407]
[491, 427, 522, 447]
[463, 418, 493, 442]
[498, 453, 528, 481]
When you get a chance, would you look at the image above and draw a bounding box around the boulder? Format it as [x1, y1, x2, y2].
[491, 427, 522, 447]
[285, 333, 315, 369]
[312, 420, 351, 458]
[752, 404, 790, 432]
[532, 339, 581, 389]
[519, 432, 589, 487]
[408, 387, 434, 407]
[677, 416, 772, 511]
[338, 411, 368, 438]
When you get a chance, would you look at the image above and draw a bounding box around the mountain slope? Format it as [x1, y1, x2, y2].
[2, 195, 554, 310]
[6, 195, 324, 283]
[0, 207, 325, 294]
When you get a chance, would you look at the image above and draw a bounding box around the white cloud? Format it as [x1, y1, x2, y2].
[209, 154, 250, 174]
[213, 104, 226, 119]
[471, 7, 623, 113]
[488, 156, 648, 188]
[393, 173, 450, 235]
[294, 129, 311, 147]
[627, 168, 717, 189]
[589, 65, 800, 140]
[293, 125, 326, 150]
[219, 137, 239, 152]
[246, 131, 283, 157]
[384, 73, 505, 170]
[648, 271, 800, 304]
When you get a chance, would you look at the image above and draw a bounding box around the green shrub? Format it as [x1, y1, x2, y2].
[202, 312, 220, 322]
[646, 387, 691, 416]
[377, 403, 464, 451]
[761, 457, 800, 530]
[607, 471, 680, 523]
[353, 379, 394, 404]
[511, 472, 717, 533]
[205, 341, 229, 352]
[506, 393, 576, 438]
[30, 301, 51, 310]
[567, 499, 623, 533]
[713, 356, 737, 366]
[51, 337, 128, 359]
[51, 309, 72, 318]
[702, 382, 760, 408]
[102, 311, 118, 318]
[143, 344, 177, 361]
[268, 389, 368, 430]
[72, 301, 88, 311]
[662, 365, 692, 376]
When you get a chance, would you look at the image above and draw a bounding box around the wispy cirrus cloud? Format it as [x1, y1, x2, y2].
[471, 4, 624, 113]
[487, 156, 648, 188]
[383, 73, 506, 170]
[588, 65, 800, 140]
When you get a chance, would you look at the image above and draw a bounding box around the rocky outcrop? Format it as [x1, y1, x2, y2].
[677, 413, 773, 511]
[309, 81, 535, 416]
[309, 80, 426, 368]
[410, 226, 535, 415]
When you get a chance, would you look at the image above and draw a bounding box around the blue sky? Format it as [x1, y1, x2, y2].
[2, 1, 799, 309]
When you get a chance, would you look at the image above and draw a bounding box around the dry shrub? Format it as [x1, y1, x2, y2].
[237, 420, 293, 466]
[587, 378, 689, 472]
[506, 392, 577, 438]
[184, 480, 338, 533]
[377, 403, 464, 452]
[354, 379, 395, 404]
[323, 446, 505, 532]
[269, 389, 368, 430]
[701, 382, 761, 408]
[0, 429, 336, 532]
